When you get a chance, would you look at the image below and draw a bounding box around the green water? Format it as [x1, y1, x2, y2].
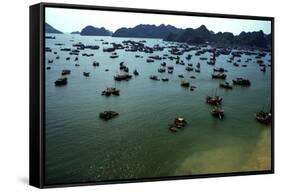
[45, 34, 271, 185]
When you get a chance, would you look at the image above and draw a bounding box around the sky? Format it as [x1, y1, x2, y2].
[45, 7, 271, 35]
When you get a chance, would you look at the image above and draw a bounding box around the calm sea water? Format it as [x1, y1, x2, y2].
[45, 33, 271, 185]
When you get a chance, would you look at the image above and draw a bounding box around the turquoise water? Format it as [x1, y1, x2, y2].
[45, 34, 271, 185]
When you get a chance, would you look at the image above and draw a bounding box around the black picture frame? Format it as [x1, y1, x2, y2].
[30, 2, 274, 188]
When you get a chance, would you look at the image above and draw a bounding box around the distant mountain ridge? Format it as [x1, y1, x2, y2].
[45, 22, 271, 48]
[112, 24, 270, 48]
[80, 26, 112, 36]
[164, 25, 270, 48]
[45, 23, 63, 34]
[112, 24, 183, 39]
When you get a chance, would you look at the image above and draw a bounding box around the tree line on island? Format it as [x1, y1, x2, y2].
[46, 22, 271, 48]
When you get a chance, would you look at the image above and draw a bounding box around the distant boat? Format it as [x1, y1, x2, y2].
[61, 69, 71, 75]
[162, 77, 169, 82]
[181, 80, 190, 87]
[211, 106, 224, 119]
[150, 75, 160, 81]
[168, 117, 188, 132]
[207, 59, 215, 65]
[213, 67, 227, 72]
[232, 78, 251, 86]
[178, 74, 184, 78]
[146, 59, 154, 63]
[212, 73, 226, 79]
[133, 69, 139, 76]
[206, 96, 223, 105]
[114, 74, 132, 81]
[185, 66, 193, 71]
[102, 88, 120, 96]
[255, 111, 272, 125]
[220, 82, 233, 89]
[83, 72, 90, 77]
[158, 68, 166, 73]
[54, 77, 67, 86]
[99, 111, 119, 120]
[110, 55, 119, 59]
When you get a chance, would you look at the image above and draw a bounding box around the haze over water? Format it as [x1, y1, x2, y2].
[45, 34, 271, 185]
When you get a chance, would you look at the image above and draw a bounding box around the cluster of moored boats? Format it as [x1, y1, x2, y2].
[47, 37, 271, 126]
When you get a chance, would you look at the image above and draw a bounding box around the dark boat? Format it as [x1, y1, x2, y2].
[232, 78, 251, 86]
[207, 60, 215, 65]
[114, 74, 132, 81]
[220, 82, 233, 89]
[146, 59, 154, 63]
[261, 66, 266, 72]
[181, 80, 190, 87]
[168, 70, 173, 74]
[167, 66, 174, 70]
[241, 64, 247, 67]
[102, 88, 120, 96]
[99, 111, 119, 120]
[150, 75, 160, 81]
[178, 74, 184, 78]
[168, 117, 187, 132]
[75, 57, 78, 61]
[196, 62, 200, 68]
[48, 60, 53, 64]
[133, 69, 139, 76]
[185, 67, 193, 71]
[211, 107, 224, 119]
[46, 66, 51, 70]
[54, 77, 67, 86]
[200, 57, 208, 60]
[110, 55, 119, 59]
[213, 67, 227, 72]
[75, 63, 80, 67]
[66, 57, 70, 60]
[195, 69, 200, 73]
[161, 62, 166, 67]
[190, 76, 196, 79]
[186, 54, 192, 60]
[162, 77, 169, 82]
[61, 69, 71, 75]
[83, 72, 90, 77]
[233, 63, 239, 67]
[123, 67, 129, 73]
[212, 73, 226, 79]
[60, 48, 71, 51]
[206, 96, 223, 105]
[255, 111, 272, 125]
[158, 68, 166, 73]
[190, 85, 197, 91]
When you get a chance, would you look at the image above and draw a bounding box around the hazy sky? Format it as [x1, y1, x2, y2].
[46, 7, 271, 35]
